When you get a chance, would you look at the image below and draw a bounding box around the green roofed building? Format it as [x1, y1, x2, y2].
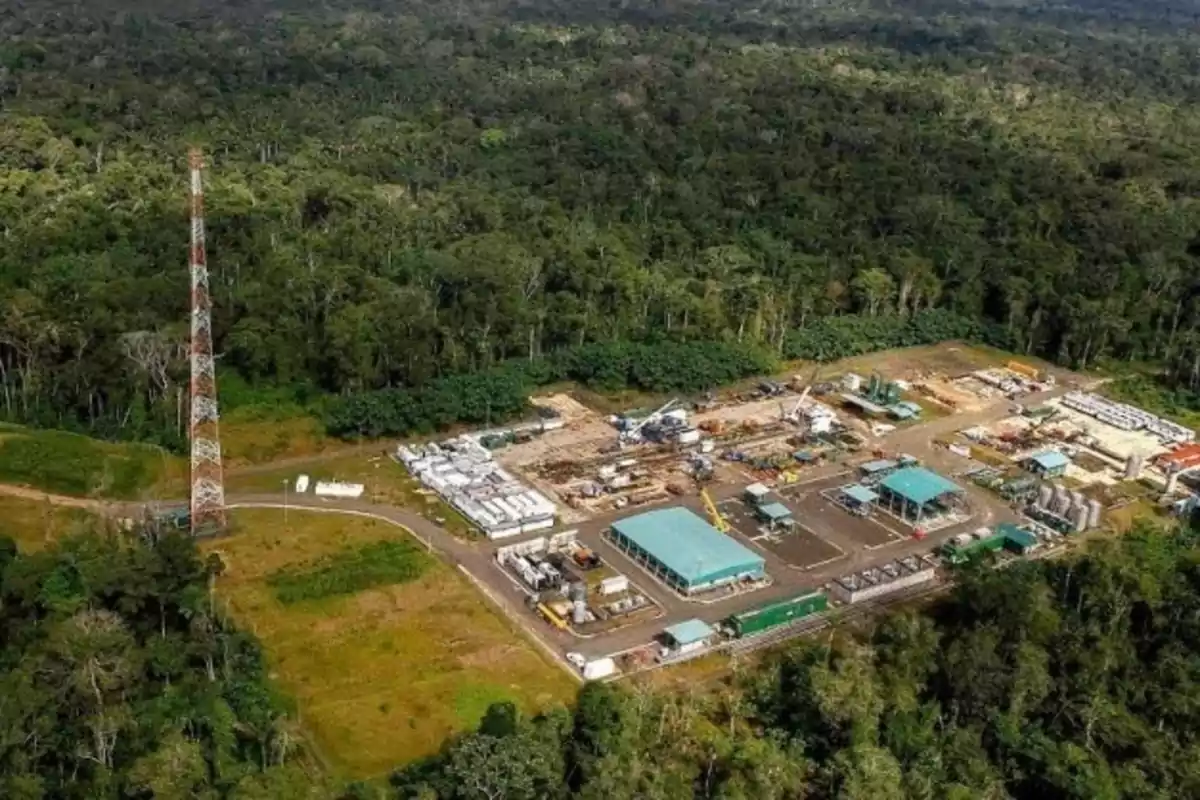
[879, 466, 962, 523]
[609, 507, 767, 595]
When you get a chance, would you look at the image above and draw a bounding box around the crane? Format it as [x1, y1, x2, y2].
[700, 488, 730, 533]
[618, 397, 679, 446]
[784, 366, 821, 424]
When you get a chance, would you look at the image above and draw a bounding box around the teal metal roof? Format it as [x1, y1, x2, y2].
[880, 467, 960, 505]
[996, 523, 1038, 548]
[1030, 450, 1070, 471]
[611, 508, 765, 585]
[664, 618, 715, 645]
[861, 459, 898, 474]
[843, 484, 879, 504]
[758, 502, 793, 521]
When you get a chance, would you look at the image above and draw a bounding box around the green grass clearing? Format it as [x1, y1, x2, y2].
[269, 539, 435, 605]
[0, 495, 99, 552]
[205, 509, 574, 778]
[226, 453, 478, 540]
[0, 426, 186, 500]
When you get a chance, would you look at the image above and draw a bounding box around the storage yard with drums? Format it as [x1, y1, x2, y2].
[371, 346, 1198, 679]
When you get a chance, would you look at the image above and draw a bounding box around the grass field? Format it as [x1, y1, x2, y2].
[0, 495, 99, 552]
[221, 406, 334, 467]
[206, 509, 575, 778]
[0, 425, 187, 500]
[225, 453, 478, 539]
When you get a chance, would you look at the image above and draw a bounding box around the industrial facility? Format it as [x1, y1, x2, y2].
[875, 467, 964, 524]
[1061, 392, 1193, 444]
[398, 436, 557, 539]
[495, 531, 659, 634]
[830, 555, 938, 604]
[607, 507, 768, 596]
[724, 591, 828, 638]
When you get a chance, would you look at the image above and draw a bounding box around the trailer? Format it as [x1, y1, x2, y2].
[725, 591, 828, 638]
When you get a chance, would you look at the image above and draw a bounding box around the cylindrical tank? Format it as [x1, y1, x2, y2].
[1072, 504, 1089, 532]
[572, 600, 588, 625]
[570, 581, 587, 603]
[1070, 491, 1087, 515]
[1052, 485, 1072, 515]
[1087, 499, 1103, 529]
[1037, 483, 1054, 509]
[1124, 454, 1144, 480]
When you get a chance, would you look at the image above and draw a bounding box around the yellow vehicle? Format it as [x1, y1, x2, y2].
[701, 488, 730, 532]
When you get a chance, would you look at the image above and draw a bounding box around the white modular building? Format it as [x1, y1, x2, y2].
[398, 436, 558, 539]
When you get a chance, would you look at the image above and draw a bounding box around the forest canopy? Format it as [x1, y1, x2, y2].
[4, 0, 1200, 445]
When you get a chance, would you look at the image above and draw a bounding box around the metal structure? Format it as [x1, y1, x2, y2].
[618, 398, 679, 446]
[187, 148, 226, 536]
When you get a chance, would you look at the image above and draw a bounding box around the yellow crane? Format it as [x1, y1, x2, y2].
[700, 488, 730, 533]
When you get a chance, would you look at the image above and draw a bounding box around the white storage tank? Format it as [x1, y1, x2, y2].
[294, 474, 310, 493]
[1072, 504, 1089, 533]
[1087, 499, 1103, 529]
[1052, 485, 1072, 515]
[1037, 483, 1054, 509]
[1124, 454, 1144, 480]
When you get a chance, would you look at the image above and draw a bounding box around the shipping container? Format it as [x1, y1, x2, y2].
[727, 591, 828, 638]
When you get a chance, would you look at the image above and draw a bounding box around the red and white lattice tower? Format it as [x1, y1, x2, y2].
[187, 148, 226, 535]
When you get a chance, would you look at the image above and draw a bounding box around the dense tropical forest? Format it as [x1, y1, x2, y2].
[0, 526, 332, 799]
[4, 0, 1200, 446]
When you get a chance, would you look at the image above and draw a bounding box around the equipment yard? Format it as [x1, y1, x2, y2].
[383, 345, 1111, 679]
[218, 344, 1192, 686]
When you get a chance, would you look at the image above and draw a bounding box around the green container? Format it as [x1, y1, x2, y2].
[729, 592, 828, 637]
[942, 533, 1006, 564]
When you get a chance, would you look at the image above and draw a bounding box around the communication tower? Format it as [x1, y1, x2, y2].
[187, 148, 226, 535]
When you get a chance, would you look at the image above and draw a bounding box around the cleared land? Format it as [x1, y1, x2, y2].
[0, 424, 186, 500]
[206, 509, 574, 778]
[0, 494, 98, 551]
[221, 406, 333, 466]
[225, 452, 478, 539]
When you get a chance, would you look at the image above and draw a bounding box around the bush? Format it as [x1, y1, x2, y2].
[268, 539, 434, 604]
[783, 310, 1012, 361]
[0, 429, 161, 498]
[324, 339, 776, 439]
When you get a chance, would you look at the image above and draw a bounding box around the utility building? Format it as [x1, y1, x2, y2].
[1025, 450, 1070, 478]
[878, 467, 963, 524]
[756, 501, 794, 529]
[662, 619, 716, 657]
[608, 508, 766, 595]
